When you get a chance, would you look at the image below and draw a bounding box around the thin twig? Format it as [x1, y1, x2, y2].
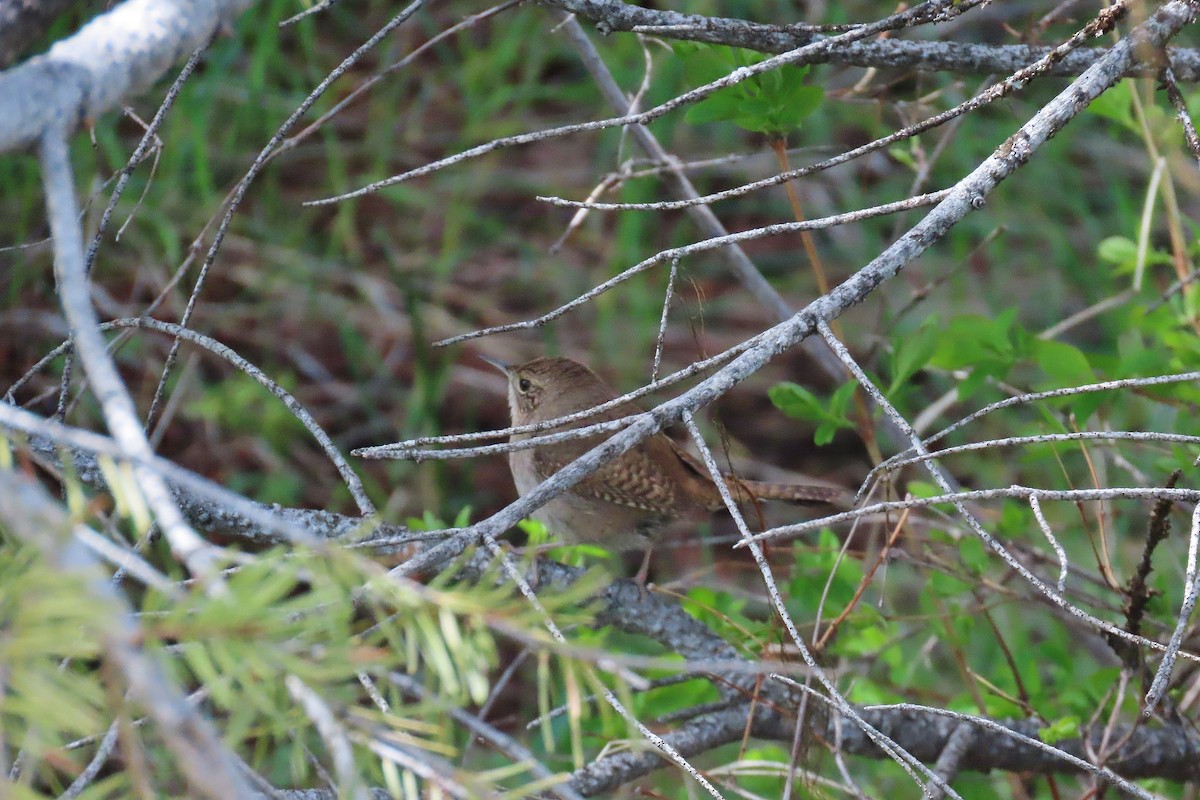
[681, 411, 958, 797]
[145, 1, 426, 431]
[432, 191, 949, 348]
[308, 1, 975, 206]
[538, 2, 1130, 213]
[814, 320, 1200, 666]
[1144, 503, 1200, 711]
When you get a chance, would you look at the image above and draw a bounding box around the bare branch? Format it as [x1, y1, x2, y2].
[114, 317, 374, 515]
[40, 128, 221, 579]
[926, 721, 977, 800]
[388, 672, 584, 800]
[545, 0, 1200, 80]
[814, 319, 1200, 668]
[434, 191, 948, 348]
[1145, 503, 1200, 710]
[866, 371, 1200, 499]
[681, 411, 951, 796]
[542, 2, 1132, 215]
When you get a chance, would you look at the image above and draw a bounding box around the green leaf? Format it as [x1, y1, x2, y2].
[1069, 390, 1113, 424]
[889, 317, 940, 393]
[829, 380, 859, 416]
[769, 381, 857, 445]
[836, 623, 891, 657]
[673, 42, 736, 85]
[778, 83, 823, 123]
[906, 481, 942, 499]
[517, 517, 549, 542]
[1097, 235, 1137, 265]
[544, 542, 614, 565]
[769, 382, 824, 421]
[1033, 340, 1094, 390]
[932, 310, 1025, 370]
[1040, 716, 1081, 744]
[959, 535, 988, 573]
[674, 44, 822, 135]
[957, 367, 990, 401]
[815, 421, 837, 446]
[1087, 81, 1138, 134]
[927, 571, 971, 599]
[1097, 234, 1170, 276]
[888, 145, 918, 171]
[684, 92, 744, 125]
[734, 97, 775, 133]
[931, 310, 1034, 400]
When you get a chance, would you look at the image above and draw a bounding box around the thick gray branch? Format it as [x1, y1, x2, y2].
[5, 413, 414, 548]
[0, 0, 254, 152]
[571, 705, 753, 795]
[544, 0, 1200, 81]
[571, 703, 1200, 796]
[807, 710, 1200, 783]
[37, 439, 412, 548]
[0, 0, 97, 68]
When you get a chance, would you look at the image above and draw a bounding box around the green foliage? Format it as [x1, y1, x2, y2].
[1097, 235, 1173, 275]
[888, 138, 921, 172]
[928, 309, 1097, 414]
[888, 315, 941, 395]
[0, 547, 114, 790]
[790, 529, 864, 611]
[0, 460, 622, 797]
[94, 456, 153, 535]
[184, 373, 311, 504]
[681, 585, 765, 658]
[676, 44, 824, 136]
[931, 309, 1024, 399]
[408, 505, 473, 530]
[185, 373, 306, 443]
[769, 379, 858, 445]
[906, 480, 947, 502]
[1087, 80, 1179, 148]
[1087, 81, 1143, 136]
[519, 517, 616, 568]
[633, 676, 717, 721]
[141, 544, 523, 787]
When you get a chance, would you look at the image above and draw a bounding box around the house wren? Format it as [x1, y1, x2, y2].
[484, 356, 841, 552]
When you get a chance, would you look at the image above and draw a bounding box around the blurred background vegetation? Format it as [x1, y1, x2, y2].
[3, 0, 1200, 795]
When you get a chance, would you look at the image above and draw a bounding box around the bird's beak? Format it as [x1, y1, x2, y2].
[480, 355, 511, 375]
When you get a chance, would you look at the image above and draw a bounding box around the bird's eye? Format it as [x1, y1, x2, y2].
[517, 378, 533, 393]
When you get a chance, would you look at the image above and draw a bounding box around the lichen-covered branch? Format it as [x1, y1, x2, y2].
[542, 0, 1200, 81]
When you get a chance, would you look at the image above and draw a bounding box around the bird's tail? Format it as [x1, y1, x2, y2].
[718, 477, 846, 510]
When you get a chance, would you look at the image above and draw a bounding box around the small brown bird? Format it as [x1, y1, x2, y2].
[484, 355, 841, 564]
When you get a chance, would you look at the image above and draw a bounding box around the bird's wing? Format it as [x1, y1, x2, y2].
[529, 433, 684, 516]
[664, 436, 714, 480]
